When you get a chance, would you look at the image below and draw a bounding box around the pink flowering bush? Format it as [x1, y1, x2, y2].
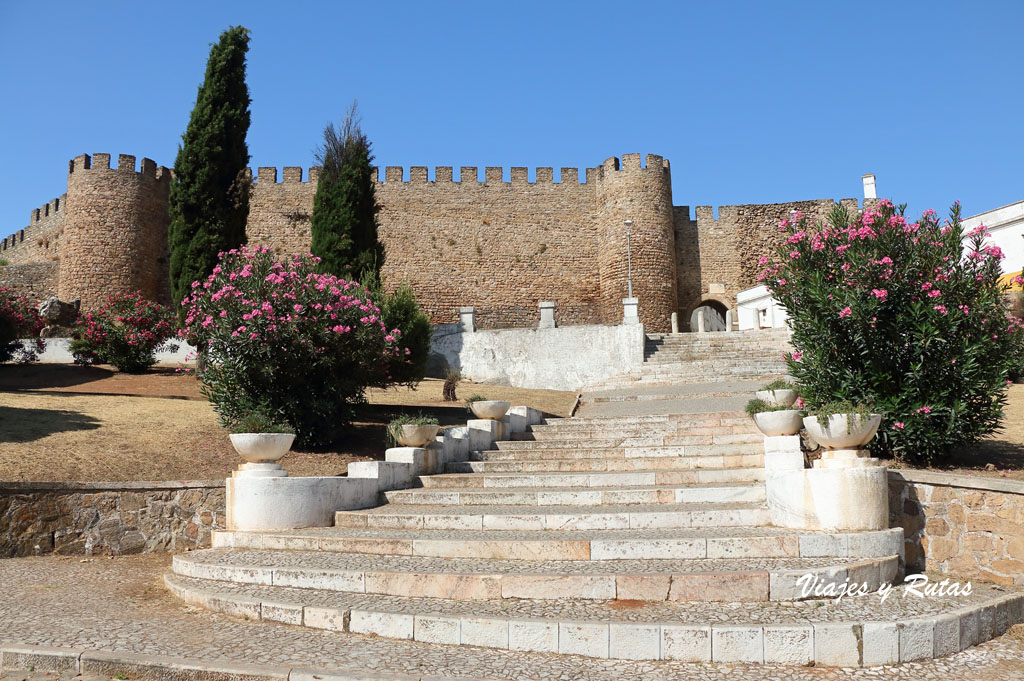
[70, 292, 177, 372]
[764, 201, 1024, 464]
[180, 246, 408, 447]
[0, 286, 44, 363]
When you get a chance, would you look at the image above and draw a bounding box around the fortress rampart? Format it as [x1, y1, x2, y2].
[0, 151, 871, 332]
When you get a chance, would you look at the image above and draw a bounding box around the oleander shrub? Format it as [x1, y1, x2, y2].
[763, 200, 1024, 464]
[0, 286, 44, 363]
[70, 291, 177, 372]
[180, 246, 408, 447]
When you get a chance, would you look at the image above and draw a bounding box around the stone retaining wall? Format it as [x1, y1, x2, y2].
[889, 470, 1024, 586]
[0, 481, 224, 557]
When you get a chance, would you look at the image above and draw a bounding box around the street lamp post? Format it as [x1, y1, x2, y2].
[624, 219, 633, 299]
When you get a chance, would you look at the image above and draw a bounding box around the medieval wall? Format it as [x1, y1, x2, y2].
[687, 198, 864, 317]
[1, 195, 66, 266]
[0, 262, 59, 302]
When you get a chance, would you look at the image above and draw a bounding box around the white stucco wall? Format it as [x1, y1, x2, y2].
[962, 200, 1024, 277]
[430, 323, 646, 392]
[735, 285, 788, 331]
[33, 338, 197, 365]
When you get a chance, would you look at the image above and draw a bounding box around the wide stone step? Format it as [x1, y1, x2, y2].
[419, 467, 766, 489]
[171, 548, 897, 602]
[384, 481, 766, 506]
[446, 453, 763, 474]
[495, 438, 760, 453]
[164, 573, 1021, 666]
[212, 526, 904, 562]
[334, 501, 770, 531]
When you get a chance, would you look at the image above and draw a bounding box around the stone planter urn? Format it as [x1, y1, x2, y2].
[469, 400, 511, 420]
[755, 389, 798, 408]
[395, 424, 439, 447]
[801, 414, 881, 450]
[229, 433, 296, 464]
[753, 409, 803, 436]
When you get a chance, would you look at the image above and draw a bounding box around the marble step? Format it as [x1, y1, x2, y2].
[446, 453, 763, 474]
[384, 481, 766, 507]
[171, 548, 898, 602]
[417, 467, 766, 489]
[494, 439, 760, 454]
[334, 501, 770, 531]
[211, 527, 905, 562]
[164, 573, 1021, 666]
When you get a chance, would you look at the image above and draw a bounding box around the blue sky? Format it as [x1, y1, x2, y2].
[1, 1, 1021, 234]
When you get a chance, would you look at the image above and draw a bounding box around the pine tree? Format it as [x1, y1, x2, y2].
[310, 102, 384, 283]
[168, 25, 252, 318]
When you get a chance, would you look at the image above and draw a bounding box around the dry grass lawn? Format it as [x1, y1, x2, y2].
[2, 365, 1022, 483]
[0, 365, 575, 482]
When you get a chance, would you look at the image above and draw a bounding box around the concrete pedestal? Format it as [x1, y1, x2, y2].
[468, 419, 504, 451]
[226, 475, 377, 531]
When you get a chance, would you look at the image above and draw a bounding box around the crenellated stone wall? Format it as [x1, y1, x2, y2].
[1, 151, 871, 333]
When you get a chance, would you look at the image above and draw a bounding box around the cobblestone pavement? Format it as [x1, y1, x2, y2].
[3, 554, 1024, 681]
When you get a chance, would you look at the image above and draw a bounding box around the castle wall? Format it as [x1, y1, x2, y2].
[0, 262, 59, 303]
[247, 164, 607, 328]
[688, 198, 864, 317]
[1, 195, 66, 266]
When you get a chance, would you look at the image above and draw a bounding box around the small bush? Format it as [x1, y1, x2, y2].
[443, 367, 461, 402]
[363, 280, 431, 385]
[386, 413, 439, 447]
[180, 246, 408, 447]
[70, 292, 176, 372]
[0, 286, 44, 363]
[760, 379, 797, 392]
[231, 410, 295, 434]
[744, 398, 799, 417]
[764, 200, 1023, 463]
[464, 394, 485, 412]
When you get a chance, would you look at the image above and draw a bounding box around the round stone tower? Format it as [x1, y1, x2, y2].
[59, 153, 172, 310]
[595, 154, 678, 332]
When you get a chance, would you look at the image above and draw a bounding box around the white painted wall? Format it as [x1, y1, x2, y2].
[33, 338, 197, 365]
[430, 323, 646, 392]
[735, 285, 788, 331]
[962, 200, 1024, 277]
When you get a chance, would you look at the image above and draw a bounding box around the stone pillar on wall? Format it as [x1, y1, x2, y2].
[59, 153, 172, 310]
[595, 154, 678, 333]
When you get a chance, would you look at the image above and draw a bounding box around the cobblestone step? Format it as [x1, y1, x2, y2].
[171, 549, 898, 602]
[383, 481, 766, 506]
[164, 573, 1024, 666]
[418, 467, 766, 489]
[446, 453, 763, 474]
[334, 502, 770, 531]
[211, 527, 905, 562]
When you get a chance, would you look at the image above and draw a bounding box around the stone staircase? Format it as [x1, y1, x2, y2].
[164, 398, 1024, 668]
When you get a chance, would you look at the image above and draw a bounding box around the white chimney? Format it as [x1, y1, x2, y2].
[862, 173, 877, 200]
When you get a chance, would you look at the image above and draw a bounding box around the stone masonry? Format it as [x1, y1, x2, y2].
[1, 151, 874, 333]
[0, 481, 224, 558]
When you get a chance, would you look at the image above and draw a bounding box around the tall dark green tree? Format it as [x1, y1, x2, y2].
[310, 101, 384, 283]
[168, 25, 252, 319]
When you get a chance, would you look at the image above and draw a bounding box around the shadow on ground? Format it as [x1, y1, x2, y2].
[0, 404, 101, 443]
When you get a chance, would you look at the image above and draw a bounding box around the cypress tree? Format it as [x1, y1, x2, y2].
[168, 26, 252, 318]
[310, 102, 384, 283]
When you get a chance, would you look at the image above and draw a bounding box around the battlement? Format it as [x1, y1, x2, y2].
[374, 165, 599, 185]
[30, 193, 68, 224]
[67, 153, 171, 181]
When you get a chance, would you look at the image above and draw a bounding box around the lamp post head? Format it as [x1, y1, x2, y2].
[624, 219, 633, 231]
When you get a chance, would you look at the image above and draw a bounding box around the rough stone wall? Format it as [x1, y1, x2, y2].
[689, 198, 863, 315]
[889, 471, 1024, 586]
[0, 262, 58, 303]
[248, 164, 607, 328]
[673, 205, 700, 321]
[0, 481, 224, 557]
[58, 153, 172, 310]
[1, 195, 65, 266]
[595, 154, 677, 333]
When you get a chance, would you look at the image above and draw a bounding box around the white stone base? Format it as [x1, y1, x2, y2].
[232, 463, 287, 478]
[226, 476, 377, 531]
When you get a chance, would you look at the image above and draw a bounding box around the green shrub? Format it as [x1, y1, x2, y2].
[764, 200, 1023, 463]
[760, 379, 797, 392]
[363, 280, 431, 385]
[180, 246, 408, 447]
[231, 410, 295, 434]
[744, 398, 799, 417]
[464, 394, 485, 412]
[386, 413, 439, 447]
[70, 291, 176, 372]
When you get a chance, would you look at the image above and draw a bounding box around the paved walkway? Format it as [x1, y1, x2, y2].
[3, 555, 1024, 681]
